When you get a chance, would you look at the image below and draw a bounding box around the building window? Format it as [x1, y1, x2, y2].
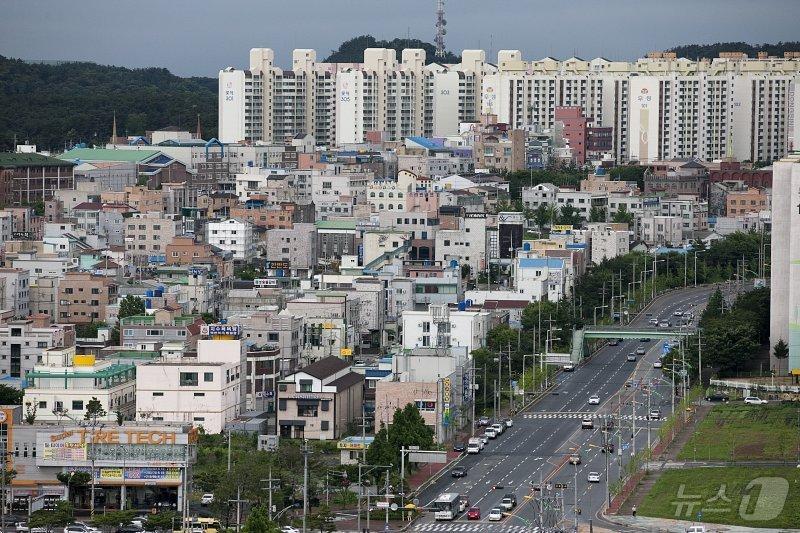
[278, 399, 287, 411]
[321, 400, 330, 411]
[38, 401, 47, 409]
[298, 404, 318, 417]
[193, 417, 205, 422]
[299, 379, 313, 392]
[179, 372, 199, 386]
[204, 372, 214, 382]
[153, 392, 164, 397]
[72, 400, 84, 410]
[194, 392, 206, 397]
[321, 421, 330, 431]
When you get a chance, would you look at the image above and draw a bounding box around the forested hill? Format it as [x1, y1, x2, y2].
[0, 56, 218, 152]
[666, 41, 800, 60]
[323, 35, 460, 64]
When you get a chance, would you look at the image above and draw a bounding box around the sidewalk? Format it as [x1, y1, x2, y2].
[608, 514, 800, 532]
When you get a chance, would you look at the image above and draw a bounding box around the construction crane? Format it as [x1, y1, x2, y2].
[435, 0, 447, 58]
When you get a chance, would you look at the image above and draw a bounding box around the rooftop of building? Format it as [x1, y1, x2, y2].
[316, 219, 357, 230]
[0, 152, 76, 168]
[298, 355, 350, 380]
[60, 147, 161, 163]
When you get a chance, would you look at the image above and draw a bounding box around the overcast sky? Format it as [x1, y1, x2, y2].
[1, 0, 797, 77]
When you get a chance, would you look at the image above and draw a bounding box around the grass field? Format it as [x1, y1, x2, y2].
[638, 467, 800, 529]
[677, 403, 800, 461]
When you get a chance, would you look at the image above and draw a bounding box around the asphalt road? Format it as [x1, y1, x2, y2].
[411, 285, 714, 532]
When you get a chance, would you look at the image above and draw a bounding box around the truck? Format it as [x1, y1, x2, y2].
[467, 438, 482, 454]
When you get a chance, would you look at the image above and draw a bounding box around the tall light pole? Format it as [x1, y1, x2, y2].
[694, 250, 706, 287]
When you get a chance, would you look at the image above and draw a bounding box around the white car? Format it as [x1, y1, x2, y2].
[659, 321, 670, 328]
[281, 527, 300, 533]
[588, 395, 600, 405]
[491, 423, 505, 435]
[649, 409, 661, 420]
[685, 527, 706, 533]
[488, 508, 503, 521]
[200, 493, 215, 505]
[587, 472, 601, 483]
[744, 396, 768, 405]
[648, 318, 659, 325]
[653, 360, 663, 369]
[673, 310, 683, 317]
[504, 418, 513, 428]
[563, 363, 575, 372]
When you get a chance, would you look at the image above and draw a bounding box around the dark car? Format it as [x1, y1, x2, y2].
[639, 337, 651, 342]
[453, 443, 467, 453]
[451, 466, 468, 478]
[478, 416, 491, 426]
[705, 392, 730, 403]
[608, 339, 619, 346]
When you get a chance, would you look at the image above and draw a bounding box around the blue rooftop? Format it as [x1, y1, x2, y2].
[519, 258, 565, 269]
[407, 136, 440, 150]
[566, 243, 587, 249]
[366, 369, 392, 379]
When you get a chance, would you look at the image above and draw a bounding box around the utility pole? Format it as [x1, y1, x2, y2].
[573, 462, 579, 531]
[632, 386, 637, 457]
[227, 429, 232, 472]
[302, 440, 310, 533]
[228, 488, 249, 533]
[261, 466, 280, 521]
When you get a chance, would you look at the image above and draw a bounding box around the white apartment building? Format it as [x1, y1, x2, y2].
[0, 318, 73, 378]
[521, 183, 559, 210]
[640, 215, 684, 247]
[769, 154, 800, 374]
[24, 347, 136, 422]
[234, 167, 292, 202]
[556, 189, 609, 220]
[0, 211, 12, 243]
[367, 181, 406, 212]
[0, 268, 30, 318]
[135, 338, 245, 433]
[512, 257, 570, 301]
[660, 198, 709, 238]
[10, 252, 76, 284]
[222, 48, 799, 162]
[400, 305, 490, 354]
[587, 223, 630, 264]
[435, 214, 489, 274]
[206, 218, 256, 262]
[124, 212, 183, 260]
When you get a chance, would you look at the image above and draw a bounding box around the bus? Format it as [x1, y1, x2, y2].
[433, 492, 467, 520]
[173, 517, 222, 533]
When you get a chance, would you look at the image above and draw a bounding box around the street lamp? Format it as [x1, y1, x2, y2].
[522, 353, 535, 397]
[693, 250, 706, 287]
[593, 305, 608, 326]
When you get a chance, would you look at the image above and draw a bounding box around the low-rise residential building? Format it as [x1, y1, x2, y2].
[264, 223, 318, 270]
[10, 251, 75, 284]
[726, 188, 770, 216]
[206, 218, 257, 262]
[0, 153, 76, 206]
[0, 316, 75, 378]
[125, 212, 183, 263]
[285, 292, 356, 361]
[400, 305, 490, 353]
[587, 223, 630, 264]
[0, 268, 30, 318]
[640, 215, 684, 247]
[165, 235, 233, 277]
[135, 337, 245, 434]
[276, 356, 364, 440]
[57, 272, 117, 325]
[119, 309, 204, 351]
[23, 347, 136, 422]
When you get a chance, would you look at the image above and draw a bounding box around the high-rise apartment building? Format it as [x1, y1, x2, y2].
[221, 49, 799, 163]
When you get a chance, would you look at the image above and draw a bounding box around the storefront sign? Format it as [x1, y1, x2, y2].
[337, 441, 367, 451]
[202, 324, 241, 337]
[73, 467, 182, 481]
[551, 224, 574, 233]
[47, 429, 184, 445]
[43, 442, 87, 461]
[265, 261, 290, 269]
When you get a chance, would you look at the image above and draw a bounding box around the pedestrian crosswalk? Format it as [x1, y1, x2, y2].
[522, 412, 650, 421]
[412, 523, 536, 532]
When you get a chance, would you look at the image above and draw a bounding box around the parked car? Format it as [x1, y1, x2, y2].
[685, 526, 707, 533]
[467, 507, 481, 520]
[500, 494, 517, 510]
[608, 339, 619, 346]
[485, 428, 498, 439]
[200, 493, 214, 505]
[569, 453, 581, 465]
[280, 527, 300, 533]
[478, 416, 491, 426]
[587, 472, 601, 483]
[479, 433, 490, 445]
[16, 523, 30, 533]
[453, 442, 466, 453]
[563, 363, 575, 372]
[588, 395, 600, 405]
[115, 526, 143, 533]
[705, 392, 729, 403]
[744, 396, 768, 405]
[504, 418, 513, 428]
[488, 508, 503, 521]
[451, 466, 468, 478]
[581, 418, 594, 429]
[491, 423, 505, 435]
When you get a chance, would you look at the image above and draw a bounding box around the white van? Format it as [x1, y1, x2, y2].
[467, 438, 482, 454]
[485, 427, 498, 439]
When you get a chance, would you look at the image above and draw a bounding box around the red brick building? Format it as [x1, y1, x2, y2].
[709, 160, 772, 189]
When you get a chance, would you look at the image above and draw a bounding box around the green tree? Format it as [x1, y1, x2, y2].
[773, 339, 789, 375]
[532, 203, 550, 231]
[0, 384, 23, 405]
[558, 204, 582, 227]
[118, 295, 146, 320]
[29, 501, 74, 530]
[307, 505, 336, 532]
[611, 205, 634, 226]
[700, 288, 724, 326]
[201, 312, 217, 323]
[589, 206, 606, 223]
[144, 512, 179, 532]
[702, 314, 759, 372]
[84, 397, 107, 421]
[243, 505, 280, 533]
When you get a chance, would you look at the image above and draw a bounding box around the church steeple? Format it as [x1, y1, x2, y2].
[195, 113, 202, 139]
[111, 111, 118, 144]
